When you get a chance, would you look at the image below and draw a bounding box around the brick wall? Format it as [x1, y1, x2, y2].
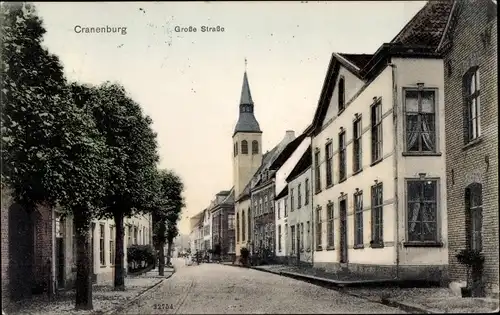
[1, 186, 12, 308]
[443, 0, 498, 294]
[1, 186, 55, 307]
[33, 205, 53, 292]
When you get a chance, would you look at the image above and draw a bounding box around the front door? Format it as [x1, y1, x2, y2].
[339, 198, 348, 263]
[55, 215, 65, 289]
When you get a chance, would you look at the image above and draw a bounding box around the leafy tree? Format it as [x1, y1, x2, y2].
[2, 3, 107, 309]
[151, 169, 184, 275]
[82, 82, 159, 290]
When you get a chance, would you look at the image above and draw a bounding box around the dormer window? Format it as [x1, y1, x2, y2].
[338, 76, 345, 113]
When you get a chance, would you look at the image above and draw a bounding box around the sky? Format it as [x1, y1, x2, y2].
[35, 1, 426, 235]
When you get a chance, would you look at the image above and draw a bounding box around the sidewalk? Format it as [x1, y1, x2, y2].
[224, 263, 499, 314]
[6, 268, 175, 315]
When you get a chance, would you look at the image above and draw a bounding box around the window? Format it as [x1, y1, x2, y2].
[134, 227, 138, 245]
[99, 224, 105, 266]
[277, 201, 281, 219]
[300, 223, 304, 250]
[234, 142, 238, 156]
[338, 76, 345, 112]
[371, 182, 383, 247]
[464, 68, 481, 143]
[241, 140, 248, 154]
[252, 140, 259, 154]
[407, 180, 438, 243]
[339, 131, 346, 181]
[259, 199, 262, 215]
[291, 226, 296, 252]
[246, 208, 252, 242]
[316, 207, 322, 249]
[306, 221, 310, 249]
[139, 228, 142, 245]
[297, 184, 302, 209]
[354, 191, 363, 247]
[242, 209, 246, 242]
[143, 227, 146, 244]
[353, 117, 362, 173]
[284, 197, 288, 217]
[127, 225, 132, 247]
[236, 213, 240, 242]
[405, 90, 437, 152]
[290, 189, 295, 212]
[109, 225, 115, 265]
[305, 178, 310, 205]
[264, 196, 268, 213]
[371, 101, 383, 162]
[278, 225, 282, 252]
[73, 220, 77, 265]
[228, 214, 235, 230]
[325, 142, 333, 186]
[229, 237, 235, 253]
[314, 150, 321, 192]
[327, 203, 334, 248]
[465, 183, 482, 251]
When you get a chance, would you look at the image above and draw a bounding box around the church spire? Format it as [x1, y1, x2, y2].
[233, 63, 261, 136]
[240, 71, 254, 105]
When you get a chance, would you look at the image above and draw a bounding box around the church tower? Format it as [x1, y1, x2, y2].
[233, 69, 262, 199]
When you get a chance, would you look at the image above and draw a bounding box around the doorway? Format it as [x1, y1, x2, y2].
[55, 215, 65, 289]
[339, 197, 348, 263]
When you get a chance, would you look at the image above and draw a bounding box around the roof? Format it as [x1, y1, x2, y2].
[269, 133, 308, 171]
[240, 72, 253, 105]
[236, 146, 280, 201]
[390, 0, 454, 50]
[438, 0, 497, 52]
[286, 145, 312, 182]
[233, 71, 262, 136]
[275, 184, 289, 200]
[221, 187, 234, 204]
[337, 53, 374, 69]
[308, 0, 453, 136]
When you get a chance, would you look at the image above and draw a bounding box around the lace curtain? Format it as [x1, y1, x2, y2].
[406, 91, 435, 151]
[408, 182, 437, 241]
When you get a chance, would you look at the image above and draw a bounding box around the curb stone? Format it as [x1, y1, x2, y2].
[239, 265, 437, 314]
[105, 267, 176, 315]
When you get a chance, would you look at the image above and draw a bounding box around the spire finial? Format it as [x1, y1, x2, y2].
[244, 57, 247, 71]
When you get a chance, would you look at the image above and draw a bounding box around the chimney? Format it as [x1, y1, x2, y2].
[286, 130, 295, 138]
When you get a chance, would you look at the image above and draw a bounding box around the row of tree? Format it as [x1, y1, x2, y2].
[1, 2, 184, 310]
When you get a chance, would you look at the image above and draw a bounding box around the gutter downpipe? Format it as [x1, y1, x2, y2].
[310, 139, 315, 267]
[389, 62, 400, 281]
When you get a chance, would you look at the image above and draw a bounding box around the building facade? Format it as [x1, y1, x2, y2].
[271, 134, 312, 264]
[308, 1, 453, 282]
[60, 214, 152, 288]
[202, 208, 212, 251]
[286, 147, 313, 266]
[211, 189, 236, 258]
[275, 192, 288, 262]
[439, 0, 498, 295]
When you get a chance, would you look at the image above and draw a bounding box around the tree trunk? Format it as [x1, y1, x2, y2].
[74, 215, 93, 310]
[113, 212, 125, 291]
[166, 241, 173, 265]
[158, 243, 165, 276]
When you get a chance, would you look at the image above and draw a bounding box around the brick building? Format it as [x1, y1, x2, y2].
[1, 186, 55, 309]
[211, 189, 236, 259]
[439, 0, 498, 296]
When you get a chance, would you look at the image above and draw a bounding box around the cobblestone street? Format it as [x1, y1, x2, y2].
[126, 260, 406, 314]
